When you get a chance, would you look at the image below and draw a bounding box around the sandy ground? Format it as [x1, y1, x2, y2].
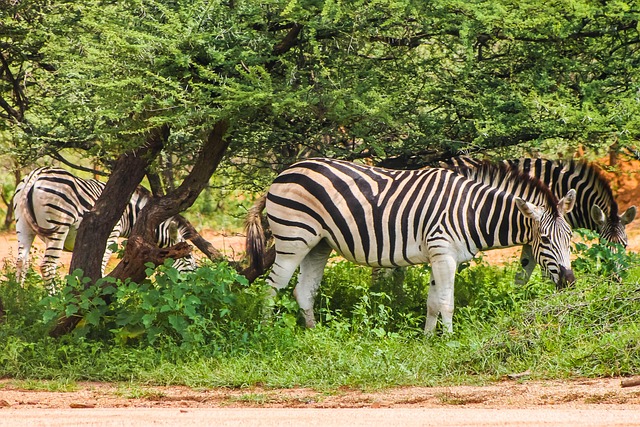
[2, 377, 640, 425]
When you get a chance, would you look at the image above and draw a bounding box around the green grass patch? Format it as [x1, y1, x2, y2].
[114, 384, 166, 400]
[1, 239, 639, 390]
[8, 379, 78, 392]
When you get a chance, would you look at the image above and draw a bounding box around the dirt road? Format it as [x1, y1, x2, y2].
[2, 377, 640, 426]
[3, 407, 640, 426]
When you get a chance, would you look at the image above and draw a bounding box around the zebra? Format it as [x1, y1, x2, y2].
[443, 156, 636, 284]
[13, 167, 197, 287]
[245, 158, 576, 334]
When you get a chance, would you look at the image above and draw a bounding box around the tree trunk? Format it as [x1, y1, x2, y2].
[49, 126, 167, 337]
[2, 168, 20, 229]
[67, 126, 168, 282]
[108, 119, 230, 284]
[50, 120, 230, 337]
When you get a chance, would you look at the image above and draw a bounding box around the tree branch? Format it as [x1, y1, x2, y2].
[272, 23, 303, 56]
[49, 152, 109, 176]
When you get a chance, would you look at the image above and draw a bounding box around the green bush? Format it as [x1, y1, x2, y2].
[40, 260, 271, 350]
[572, 228, 640, 278]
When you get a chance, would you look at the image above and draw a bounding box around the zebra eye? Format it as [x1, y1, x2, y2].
[540, 235, 551, 244]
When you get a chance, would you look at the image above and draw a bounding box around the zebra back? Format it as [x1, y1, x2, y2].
[443, 156, 635, 246]
[445, 159, 562, 216]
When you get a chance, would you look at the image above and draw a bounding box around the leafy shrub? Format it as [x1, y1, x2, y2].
[317, 261, 427, 336]
[41, 260, 270, 350]
[572, 228, 639, 278]
[453, 258, 553, 326]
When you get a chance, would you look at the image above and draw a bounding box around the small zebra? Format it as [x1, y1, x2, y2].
[246, 158, 576, 333]
[13, 167, 196, 286]
[443, 156, 636, 284]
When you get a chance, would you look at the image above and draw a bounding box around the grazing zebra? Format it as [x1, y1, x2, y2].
[443, 156, 636, 284]
[13, 167, 196, 286]
[246, 158, 576, 333]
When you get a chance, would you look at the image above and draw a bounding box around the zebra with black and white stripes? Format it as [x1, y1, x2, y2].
[13, 167, 196, 287]
[443, 156, 636, 284]
[246, 158, 576, 333]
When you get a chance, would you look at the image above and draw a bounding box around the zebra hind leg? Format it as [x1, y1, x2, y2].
[15, 222, 36, 286]
[424, 255, 458, 335]
[40, 231, 70, 292]
[293, 241, 332, 328]
[265, 243, 312, 322]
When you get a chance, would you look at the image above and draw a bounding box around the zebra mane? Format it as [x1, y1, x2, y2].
[450, 160, 560, 215]
[560, 159, 619, 219]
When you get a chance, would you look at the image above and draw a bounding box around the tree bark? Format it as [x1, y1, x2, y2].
[108, 120, 230, 284]
[50, 126, 168, 337]
[66, 126, 168, 282]
[50, 120, 230, 337]
[2, 168, 20, 229]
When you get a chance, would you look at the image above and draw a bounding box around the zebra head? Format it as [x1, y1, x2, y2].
[515, 189, 576, 289]
[590, 204, 636, 248]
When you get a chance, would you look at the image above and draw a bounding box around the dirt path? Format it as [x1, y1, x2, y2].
[2, 377, 640, 426]
[2, 377, 640, 409]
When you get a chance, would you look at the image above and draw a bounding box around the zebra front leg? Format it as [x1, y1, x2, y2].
[424, 256, 457, 335]
[293, 241, 332, 328]
[514, 244, 536, 286]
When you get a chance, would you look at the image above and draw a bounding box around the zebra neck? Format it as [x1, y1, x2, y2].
[468, 193, 533, 251]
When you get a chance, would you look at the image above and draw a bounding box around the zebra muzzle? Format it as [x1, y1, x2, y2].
[558, 266, 575, 289]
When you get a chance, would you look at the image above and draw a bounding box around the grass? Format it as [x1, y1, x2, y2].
[115, 384, 167, 400]
[0, 243, 639, 391]
[3, 379, 79, 392]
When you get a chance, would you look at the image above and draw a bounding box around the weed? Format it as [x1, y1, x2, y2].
[11, 379, 78, 392]
[115, 384, 166, 400]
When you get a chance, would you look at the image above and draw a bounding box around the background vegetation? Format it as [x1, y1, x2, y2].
[1, 0, 640, 390]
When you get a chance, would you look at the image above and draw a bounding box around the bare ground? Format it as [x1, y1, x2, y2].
[1, 377, 640, 410]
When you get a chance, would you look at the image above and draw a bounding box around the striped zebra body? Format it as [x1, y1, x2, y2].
[444, 156, 636, 284]
[246, 158, 576, 333]
[14, 167, 196, 287]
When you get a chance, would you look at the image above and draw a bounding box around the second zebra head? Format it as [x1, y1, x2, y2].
[448, 160, 577, 289]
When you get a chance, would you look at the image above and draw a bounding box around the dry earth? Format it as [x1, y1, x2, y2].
[2, 377, 640, 410]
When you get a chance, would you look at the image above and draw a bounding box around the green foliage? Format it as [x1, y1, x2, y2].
[4, 0, 640, 173]
[186, 174, 257, 231]
[572, 228, 640, 277]
[453, 259, 554, 325]
[316, 262, 427, 337]
[40, 261, 267, 350]
[1, 238, 640, 389]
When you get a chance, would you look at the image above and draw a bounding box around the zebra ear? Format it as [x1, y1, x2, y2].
[557, 189, 576, 216]
[590, 205, 606, 227]
[621, 206, 637, 225]
[515, 198, 543, 221]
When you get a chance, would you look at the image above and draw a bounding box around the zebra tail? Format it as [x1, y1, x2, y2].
[245, 194, 267, 275]
[16, 170, 59, 237]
